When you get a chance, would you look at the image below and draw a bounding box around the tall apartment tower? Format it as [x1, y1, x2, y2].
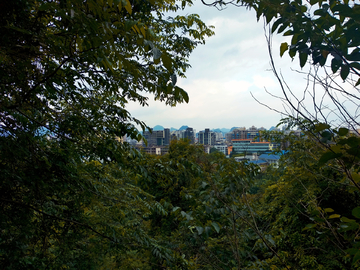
[199, 128, 215, 145]
[183, 127, 195, 144]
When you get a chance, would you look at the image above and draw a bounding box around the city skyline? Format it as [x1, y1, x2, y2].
[147, 124, 278, 132]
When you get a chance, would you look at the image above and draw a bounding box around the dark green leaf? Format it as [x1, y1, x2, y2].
[356, 78, 360, 86]
[352, 207, 360, 219]
[331, 58, 342, 73]
[161, 53, 172, 71]
[314, 123, 330, 132]
[341, 216, 356, 223]
[170, 74, 177, 86]
[299, 52, 308, 68]
[271, 18, 283, 33]
[283, 30, 293, 36]
[318, 151, 342, 166]
[303, 223, 317, 230]
[277, 23, 288, 34]
[212, 221, 220, 233]
[280, 42, 288, 57]
[332, 4, 353, 16]
[350, 62, 360, 71]
[338, 128, 349, 136]
[347, 248, 360, 255]
[347, 51, 360, 61]
[352, 250, 360, 264]
[196, 226, 204, 235]
[340, 64, 350, 80]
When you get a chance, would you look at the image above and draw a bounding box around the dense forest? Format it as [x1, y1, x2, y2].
[1, 0, 360, 269]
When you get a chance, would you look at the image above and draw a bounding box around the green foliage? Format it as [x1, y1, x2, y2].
[235, 0, 360, 82]
[198, 0, 360, 268]
[3, 0, 360, 268]
[0, 0, 214, 268]
[153, 131, 360, 269]
[257, 122, 360, 269]
[1, 0, 214, 146]
[137, 140, 263, 269]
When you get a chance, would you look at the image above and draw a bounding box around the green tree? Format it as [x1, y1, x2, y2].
[0, 0, 213, 268]
[198, 0, 360, 268]
[247, 130, 360, 269]
[136, 140, 207, 268]
[139, 140, 261, 269]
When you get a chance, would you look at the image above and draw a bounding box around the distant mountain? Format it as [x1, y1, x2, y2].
[170, 127, 177, 132]
[178, 125, 188, 131]
[153, 125, 164, 131]
[220, 128, 230, 133]
[212, 128, 231, 133]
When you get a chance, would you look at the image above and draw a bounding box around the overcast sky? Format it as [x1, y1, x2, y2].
[126, 1, 314, 132]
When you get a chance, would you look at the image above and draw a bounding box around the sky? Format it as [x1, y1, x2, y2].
[125, 1, 328, 132]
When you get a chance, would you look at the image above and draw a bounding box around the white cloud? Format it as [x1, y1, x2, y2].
[252, 75, 277, 89]
[126, 3, 323, 131]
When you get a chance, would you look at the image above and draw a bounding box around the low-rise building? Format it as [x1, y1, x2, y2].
[138, 145, 169, 155]
[231, 139, 280, 155]
[213, 144, 228, 155]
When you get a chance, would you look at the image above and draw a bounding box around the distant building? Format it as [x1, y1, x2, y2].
[213, 143, 228, 155]
[231, 139, 279, 155]
[199, 128, 216, 145]
[246, 126, 260, 140]
[225, 126, 266, 144]
[183, 127, 195, 144]
[249, 153, 281, 170]
[143, 128, 170, 146]
[170, 127, 195, 144]
[138, 145, 169, 155]
[203, 145, 211, 154]
[258, 153, 280, 167]
[214, 132, 224, 143]
[226, 127, 246, 142]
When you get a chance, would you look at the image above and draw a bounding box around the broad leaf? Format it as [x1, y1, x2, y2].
[352, 207, 360, 219]
[340, 64, 350, 80]
[280, 42, 288, 57]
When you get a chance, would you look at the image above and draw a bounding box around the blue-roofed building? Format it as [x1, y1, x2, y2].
[258, 153, 281, 166]
[248, 153, 281, 169]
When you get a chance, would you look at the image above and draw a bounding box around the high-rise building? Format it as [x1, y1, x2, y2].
[170, 127, 195, 144]
[183, 127, 195, 144]
[143, 128, 170, 146]
[199, 128, 216, 145]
